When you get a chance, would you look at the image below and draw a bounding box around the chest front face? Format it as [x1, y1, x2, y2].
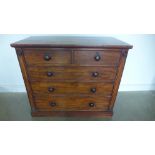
[12, 36, 132, 117]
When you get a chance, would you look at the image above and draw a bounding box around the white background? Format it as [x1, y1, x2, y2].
[0, 34, 155, 92]
[0, 0, 155, 155]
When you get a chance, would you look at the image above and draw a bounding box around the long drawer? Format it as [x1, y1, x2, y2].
[31, 82, 114, 96]
[27, 66, 117, 82]
[34, 95, 110, 111]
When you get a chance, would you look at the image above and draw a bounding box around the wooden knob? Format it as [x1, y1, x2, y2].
[89, 103, 95, 107]
[92, 72, 99, 77]
[90, 88, 96, 93]
[47, 72, 54, 77]
[48, 87, 55, 92]
[49, 102, 56, 107]
[94, 54, 101, 61]
[44, 55, 51, 61]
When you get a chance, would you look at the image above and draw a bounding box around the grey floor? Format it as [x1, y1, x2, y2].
[0, 91, 155, 121]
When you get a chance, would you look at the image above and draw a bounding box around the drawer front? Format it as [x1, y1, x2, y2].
[31, 82, 113, 96]
[74, 50, 121, 66]
[28, 66, 117, 82]
[23, 48, 72, 66]
[34, 95, 110, 111]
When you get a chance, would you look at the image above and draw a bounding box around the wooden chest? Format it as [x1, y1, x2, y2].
[11, 36, 132, 117]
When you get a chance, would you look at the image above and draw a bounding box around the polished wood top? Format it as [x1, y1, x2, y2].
[11, 36, 133, 49]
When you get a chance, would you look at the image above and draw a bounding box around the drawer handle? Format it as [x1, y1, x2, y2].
[90, 88, 96, 93]
[94, 54, 101, 61]
[44, 55, 51, 61]
[47, 72, 54, 77]
[92, 72, 99, 77]
[49, 102, 56, 107]
[48, 87, 55, 92]
[89, 102, 95, 107]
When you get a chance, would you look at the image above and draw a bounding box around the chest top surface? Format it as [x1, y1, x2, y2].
[11, 36, 133, 49]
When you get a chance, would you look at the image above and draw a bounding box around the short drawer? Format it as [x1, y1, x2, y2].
[74, 50, 121, 66]
[34, 95, 110, 111]
[31, 82, 113, 96]
[27, 66, 117, 82]
[23, 48, 72, 66]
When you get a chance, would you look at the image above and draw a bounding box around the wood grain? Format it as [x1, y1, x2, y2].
[27, 66, 117, 82]
[15, 48, 36, 111]
[24, 48, 72, 66]
[74, 50, 121, 66]
[11, 36, 133, 49]
[31, 82, 114, 96]
[109, 49, 129, 109]
[34, 95, 110, 111]
[31, 110, 113, 117]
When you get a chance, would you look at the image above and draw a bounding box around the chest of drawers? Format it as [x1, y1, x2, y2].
[11, 36, 132, 117]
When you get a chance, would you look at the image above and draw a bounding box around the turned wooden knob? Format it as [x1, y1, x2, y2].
[49, 102, 56, 107]
[48, 87, 55, 92]
[94, 54, 101, 61]
[47, 72, 54, 77]
[89, 103, 95, 107]
[90, 88, 96, 93]
[92, 72, 99, 77]
[44, 55, 51, 61]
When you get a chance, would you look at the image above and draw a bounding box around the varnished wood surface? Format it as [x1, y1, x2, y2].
[23, 48, 121, 66]
[27, 66, 117, 82]
[31, 82, 113, 95]
[31, 110, 113, 117]
[109, 50, 128, 109]
[15, 48, 36, 111]
[11, 36, 133, 49]
[74, 50, 121, 66]
[34, 95, 110, 111]
[24, 48, 72, 66]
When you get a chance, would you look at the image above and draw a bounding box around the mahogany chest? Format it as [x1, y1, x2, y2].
[11, 36, 132, 117]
